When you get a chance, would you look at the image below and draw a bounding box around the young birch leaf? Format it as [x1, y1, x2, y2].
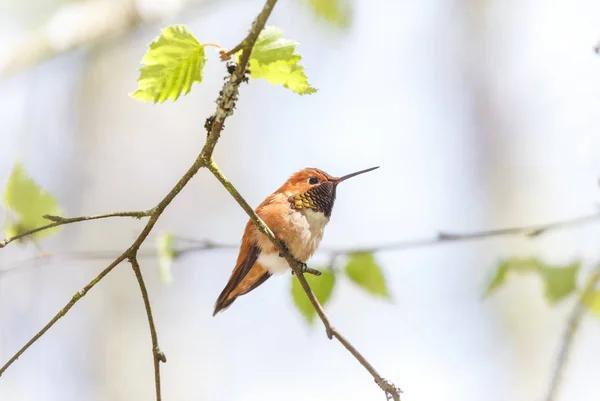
[302, 0, 352, 29]
[157, 232, 176, 284]
[238, 26, 317, 95]
[485, 257, 579, 304]
[2, 161, 61, 239]
[584, 291, 600, 320]
[345, 252, 390, 298]
[291, 269, 335, 324]
[131, 25, 207, 103]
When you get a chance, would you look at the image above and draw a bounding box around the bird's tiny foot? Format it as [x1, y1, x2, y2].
[291, 262, 322, 276]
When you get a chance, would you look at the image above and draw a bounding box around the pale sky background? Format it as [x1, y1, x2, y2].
[1, 0, 600, 400]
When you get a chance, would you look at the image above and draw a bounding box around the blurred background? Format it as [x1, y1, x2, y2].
[1, 0, 600, 400]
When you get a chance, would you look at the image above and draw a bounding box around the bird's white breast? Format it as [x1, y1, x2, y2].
[259, 208, 329, 275]
[303, 208, 329, 230]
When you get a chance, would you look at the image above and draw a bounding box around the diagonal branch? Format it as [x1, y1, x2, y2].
[205, 160, 402, 401]
[0, 210, 152, 248]
[544, 265, 600, 401]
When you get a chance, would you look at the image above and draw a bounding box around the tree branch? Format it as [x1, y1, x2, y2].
[0, 210, 152, 248]
[206, 160, 402, 401]
[544, 265, 600, 401]
[129, 255, 166, 401]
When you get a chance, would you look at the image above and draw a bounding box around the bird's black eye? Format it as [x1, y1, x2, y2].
[308, 177, 319, 185]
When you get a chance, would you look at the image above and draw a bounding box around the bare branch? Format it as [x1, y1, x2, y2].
[206, 160, 402, 400]
[0, 210, 152, 248]
[354, 212, 600, 254]
[129, 255, 165, 401]
[545, 265, 600, 401]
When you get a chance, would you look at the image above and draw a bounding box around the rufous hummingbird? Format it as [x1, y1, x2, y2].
[213, 166, 379, 316]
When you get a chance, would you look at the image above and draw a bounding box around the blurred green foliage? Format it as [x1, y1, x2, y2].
[302, 0, 352, 28]
[486, 257, 580, 303]
[2, 161, 60, 240]
[345, 252, 390, 298]
[157, 232, 176, 284]
[291, 269, 335, 323]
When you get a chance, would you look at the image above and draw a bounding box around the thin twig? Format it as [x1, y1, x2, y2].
[129, 255, 166, 401]
[206, 160, 402, 401]
[0, 210, 152, 248]
[353, 212, 600, 254]
[544, 266, 600, 401]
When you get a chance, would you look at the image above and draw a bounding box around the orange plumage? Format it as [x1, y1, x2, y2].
[213, 166, 379, 315]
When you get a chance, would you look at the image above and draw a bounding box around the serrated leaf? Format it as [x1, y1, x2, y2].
[157, 232, 176, 284]
[485, 257, 580, 304]
[249, 60, 317, 95]
[131, 25, 207, 103]
[249, 27, 302, 65]
[2, 161, 61, 239]
[345, 252, 390, 298]
[239, 26, 317, 95]
[302, 0, 352, 29]
[585, 291, 600, 319]
[291, 269, 335, 324]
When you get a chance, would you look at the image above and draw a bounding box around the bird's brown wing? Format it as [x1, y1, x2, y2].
[213, 195, 284, 316]
[213, 228, 274, 315]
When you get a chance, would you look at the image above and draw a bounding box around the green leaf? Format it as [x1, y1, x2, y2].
[345, 252, 390, 298]
[157, 232, 176, 284]
[291, 269, 335, 324]
[302, 0, 352, 29]
[585, 291, 600, 319]
[239, 26, 317, 95]
[131, 25, 207, 103]
[2, 161, 61, 239]
[485, 257, 580, 304]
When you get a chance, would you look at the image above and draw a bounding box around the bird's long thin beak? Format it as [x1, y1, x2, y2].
[335, 166, 380, 184]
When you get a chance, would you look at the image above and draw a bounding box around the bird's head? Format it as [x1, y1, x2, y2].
[280, 166, 379, 217]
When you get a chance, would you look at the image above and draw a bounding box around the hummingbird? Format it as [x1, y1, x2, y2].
[213, 166, 379, 316]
